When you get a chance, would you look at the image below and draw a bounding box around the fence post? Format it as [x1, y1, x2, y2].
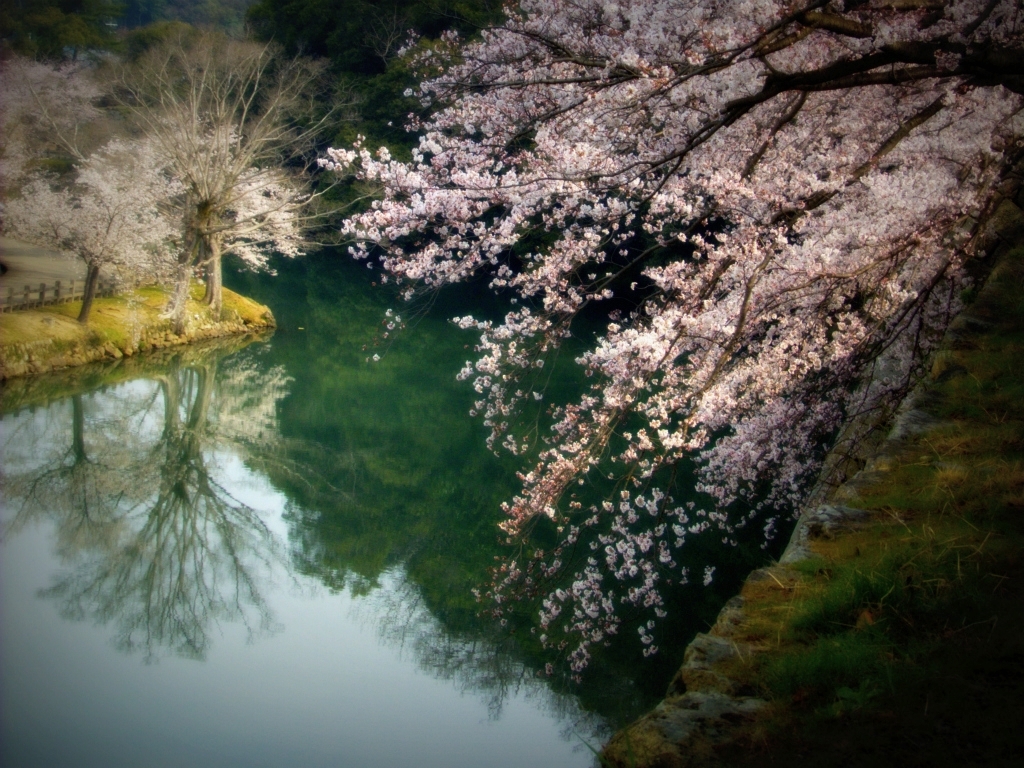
[1, 281, 102, 308]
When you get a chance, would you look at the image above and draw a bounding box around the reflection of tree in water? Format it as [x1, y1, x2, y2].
[1, 346, 293, 661]
[353, 570, 610, 747]
[2, 387, 157, 557]
[228, 250, 660, 731]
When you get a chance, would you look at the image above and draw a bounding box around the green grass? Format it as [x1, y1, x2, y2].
[706, 246, 1024, 765]
[0, 332, 266, 413]
[1, 283, 274, 376]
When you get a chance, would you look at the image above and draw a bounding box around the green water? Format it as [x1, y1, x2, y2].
[1, 250, 761, 766]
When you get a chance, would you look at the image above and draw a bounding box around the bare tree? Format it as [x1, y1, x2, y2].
[116, 30, 338, 332]
[367, 6, 409, 65]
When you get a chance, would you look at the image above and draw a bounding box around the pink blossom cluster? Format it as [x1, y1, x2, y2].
[325, 1, 1024, 671]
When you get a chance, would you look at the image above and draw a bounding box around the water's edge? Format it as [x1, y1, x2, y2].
[0, 285, 274, 380]
[600, 193, 1024, 766]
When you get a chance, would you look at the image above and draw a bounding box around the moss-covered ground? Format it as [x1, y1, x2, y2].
[707, 247, 1024, 766]
[1, 283, 274, 379]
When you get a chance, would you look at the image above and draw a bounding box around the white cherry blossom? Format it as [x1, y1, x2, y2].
[326, 0, 1024, 671]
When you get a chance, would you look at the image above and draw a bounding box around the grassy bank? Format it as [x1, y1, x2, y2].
[0, 332, 266, 414]
[0, 283, 275, 380]
[603, 248, 1024, 767]
[730, 247, 1024, 765]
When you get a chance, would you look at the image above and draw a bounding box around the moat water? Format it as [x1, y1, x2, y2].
[1, 250, 751, 767]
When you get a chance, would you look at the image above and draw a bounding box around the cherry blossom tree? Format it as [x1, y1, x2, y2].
[116, 31, 336, 333]
[324, 0, 1024, 673]
[4, 137, 179, 322]
[1, 56, 179, 323]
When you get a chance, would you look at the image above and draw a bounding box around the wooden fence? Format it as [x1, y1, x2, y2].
[0, 278, 120, 312]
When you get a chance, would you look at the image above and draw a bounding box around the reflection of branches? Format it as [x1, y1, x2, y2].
[48, 358, 283, 660]
[215, 351, 293, 447]
[245, 437, 351, 503]
[354, 569, 608, 745]
[1, 346, 294, 661]
[44, 479, 279, 661]
[211, 352, 349, 504]
[2, 393, 141, 553]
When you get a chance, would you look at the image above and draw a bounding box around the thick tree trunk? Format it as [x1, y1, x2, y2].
[167, 223, 203, 335]
[187, 361, 216, 430]
[201, 236, 223, 318]
[160, 367, 182, 438]
[77, 263, 101, 324]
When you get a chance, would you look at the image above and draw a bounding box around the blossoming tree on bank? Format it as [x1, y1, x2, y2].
[3, 138, 179, 323]
[1, 56, 179, 323]
[117, 32, 335, 333]
[1, 41, 327, 330]
[324, 0, 1024, 673]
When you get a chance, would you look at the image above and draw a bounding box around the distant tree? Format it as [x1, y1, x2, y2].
[0, 0, 121, 59]
[325, 0, 1024, 673]
[246, 1, 505, 172]
[119, 0, 167, 29]
[4, 138, 179, 322]
[247, 0, 502, 74]
[0, 55, 107, 184]
[119, 1, 256, 33]
[120, 19, 195, 60]
[116, 31, 337, 332]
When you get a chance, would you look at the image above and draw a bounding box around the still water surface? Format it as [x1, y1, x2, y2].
[1, 252, 635, 767]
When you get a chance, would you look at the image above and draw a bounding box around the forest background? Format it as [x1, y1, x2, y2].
[0, 0, 503, 152]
